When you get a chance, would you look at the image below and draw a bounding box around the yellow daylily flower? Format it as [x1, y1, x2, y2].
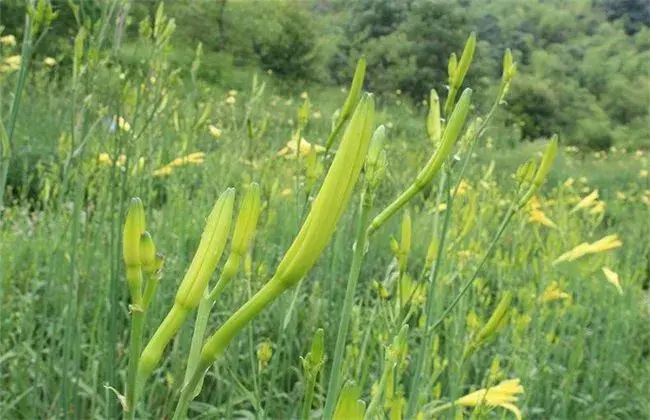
[454, 379, 525, 420]
[553, 234, 623, 265]
[44, 57, 57, 67]
[529, 209, 557, 229]
[276, 138, 325, 159]
[208, 124, 222, 138]
[571, 189, 599, 213]
[0, 34, 16, 46]
[541, 281, 571, 303]
[98, 153, 113, 166]
[602, 267, 623, 295]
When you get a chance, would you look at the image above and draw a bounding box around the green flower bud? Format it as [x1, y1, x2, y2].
[340, 56, 366, 121]
[123, 198, 146, 267]
[175, 188, 235, 309]
[230, 183, 262, 257]
[365, 125, 387, 187]
[533, 134, 558, 186]
[475, 291, 512, 346]
[427, 89, 441, 144]
[274, 94, 375, 287]
[448, 53, 458, 84]
[502, 48, 513, 82]
[140, 231, 157, 274]
[452, 32, 476, 89]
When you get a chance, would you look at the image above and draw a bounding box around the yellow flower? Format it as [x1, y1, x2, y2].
[152, 165, 173, 177]
[312, 111, 322, 119]
[0, 34, 16, 46]
[453, 179, 470, 196]
[3, 55, 21, 70]
[225, 96, 236, 105]
[276, 138, 325, 159]
[602, 267, 623, 295]
[616, 191, 626, 201]
[116, 154, 127, 167]
[280, 188, 293, 197]
[640, 169, 648, 179]
[98, 153, 113, 166]
[541, 281, 571, 303]
[114, 115, 131, 132]
[553, 234, 623, 264]
[589, 200, 606, 215]
[169, 152, 205, 167]
[529, 209, 557, 229]
[227, 89, 238, 97]
[571, 189, 598, 213]
[43, 57, 57, 67]
[300, 91, 308, 99]
[563, 177, 574, 188]
[208, 124, 222, 138]
[454, 379, 524, 420]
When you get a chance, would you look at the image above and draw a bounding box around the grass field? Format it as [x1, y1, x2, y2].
[1, 5, 649, 420]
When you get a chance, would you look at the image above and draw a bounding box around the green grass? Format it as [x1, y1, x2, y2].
[1, 5, 649, 420]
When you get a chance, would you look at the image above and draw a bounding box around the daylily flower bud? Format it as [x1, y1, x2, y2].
[533, 134, 558, 186]
[502, 48, 513, 82]
[140, 231, 157, 274]
[448, 53, 458, 84]
[427, 89, 441, 144]
[452, 32, 476, 90]
[230, 183, 262, 257]
[340, 56, 366, 121]
[123, 198, 146, 267]
[365, 125, 387, 187]
[475, 291, 512, 346]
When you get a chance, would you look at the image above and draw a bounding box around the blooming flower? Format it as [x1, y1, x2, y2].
[602, 267, 623, 295]
[43, 57, 57, 67]
[571, 189, 598, 213]
[276, 138, 325, 159]
[529, 209, 557, 229]
[553, 234, 623, 265]
[541, 281, 571, 303]
[0, 34, 16, 46]
[208, 124, 222, 138]
[225, 96, 236, 105]
[454, 379, 525, 420]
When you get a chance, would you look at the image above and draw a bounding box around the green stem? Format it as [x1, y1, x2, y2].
[182, 293, 212, 396]
[364, 361, 394, 420]
[301, 375, 318, 420]
[173, 276, 288, 419]
[322, 189, 373, 419]
[125, 309, 145, 419]
[428, 402, 454, 416]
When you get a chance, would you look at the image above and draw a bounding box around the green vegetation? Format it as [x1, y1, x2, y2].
[0, 1, 649, 419]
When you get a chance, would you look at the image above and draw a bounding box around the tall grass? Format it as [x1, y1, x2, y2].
[1, 3, 649, 419]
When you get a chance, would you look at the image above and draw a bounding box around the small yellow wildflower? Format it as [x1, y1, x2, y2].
[152, 165, 173, 177]
[635, 150, 644, 157]
[114, 115, 131, 132]
[276, 138, 325, 159]
[169, 152, 205, 167]
[602, 267, 623, 295]
[116, 154, 127, 167]
[589, 200, 606, 215]
[208, 124, 222, 138]
[256, 341, 273, 371]
[640, 169, 648, 179]
[3, 55, 21, 70]
[300, 91, 308, 99]
[541, 281, 571, 303]
[227, 89, 238, 97]
[529, 209, 557, 229]
[0, 34, 16, 46]
[98, 153, 113, 166]
[571, 189, 598, 213]
[43, 57, 57, 67]
[225, 96, 236, 105]
[563, 177, 574, 188]
[553, 234, 623, 265]
[454, 378, 525, 420]
[453, 179, 470, 196]
[616, 191, 626, 201]
[312, 111, 322, 119]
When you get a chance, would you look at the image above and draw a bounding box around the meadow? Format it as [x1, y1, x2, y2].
[1, 3, 649, 419]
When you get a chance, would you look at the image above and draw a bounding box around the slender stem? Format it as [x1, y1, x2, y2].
[125, 309, 145, 419]
[301, 375, 318, 420]
[364, 361, 394, 420]
[428, 402, 454, 416]
[322, 188, 373, 419]
[182, 293, 212, 396]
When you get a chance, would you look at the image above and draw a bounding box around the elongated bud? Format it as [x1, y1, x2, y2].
[340, 56, 366, 120]
[452, 32, 476, 89]
[515, 159, 537, 184]
[475, 291, 512, 345]
[365, 125, 387, 187]
[310, 328, 325, 367]
[123, 198, 146, 267]
[140, 231, 157, 274]
[274, 94, 375, 286]
[502, 48, 513, 82]
[231, 183, 262, 257]
[367, 89, 472, 235]
[448, 53, 457, 84]
[427, 89, 441, 144]
[533, 134, 558, 186]
[175, 188, 235, 309]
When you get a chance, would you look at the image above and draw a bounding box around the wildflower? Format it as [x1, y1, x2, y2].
[44, 57, 57, 67]
[228, 89, 237, 97]
[563, 177, 574, 188]
[169, 152, 205, 167]
[616, 191, 626, 201]
[208, 124, 222, 138]
[2, 55, 21, 71]
[454, 379, 524, 420]
[98, 153, 113, 166]
[635, 150, 644, 157]
[112, 115, 131, 132]
[256, 341, 273, 371]
[589, 201, 606, 215]
[225, 96, 236, 105]
[280, 188, 292, 197]
[602, 267, 623, 295]
[0, 34, 16, 46]
[116, 155, 127, 166]
[571, 189, 599, 213]
[300, 91, 308, 100]
[640, 169, 648, 178]
[152, 166, 173, 177]
[553, 234, 623, 265]
[453, 179, 470, 196]
[312, 111, 322, 119]
[276, 138, 325, 159]
[529, 209, 557, 229]
[541, 281, 571, 303]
